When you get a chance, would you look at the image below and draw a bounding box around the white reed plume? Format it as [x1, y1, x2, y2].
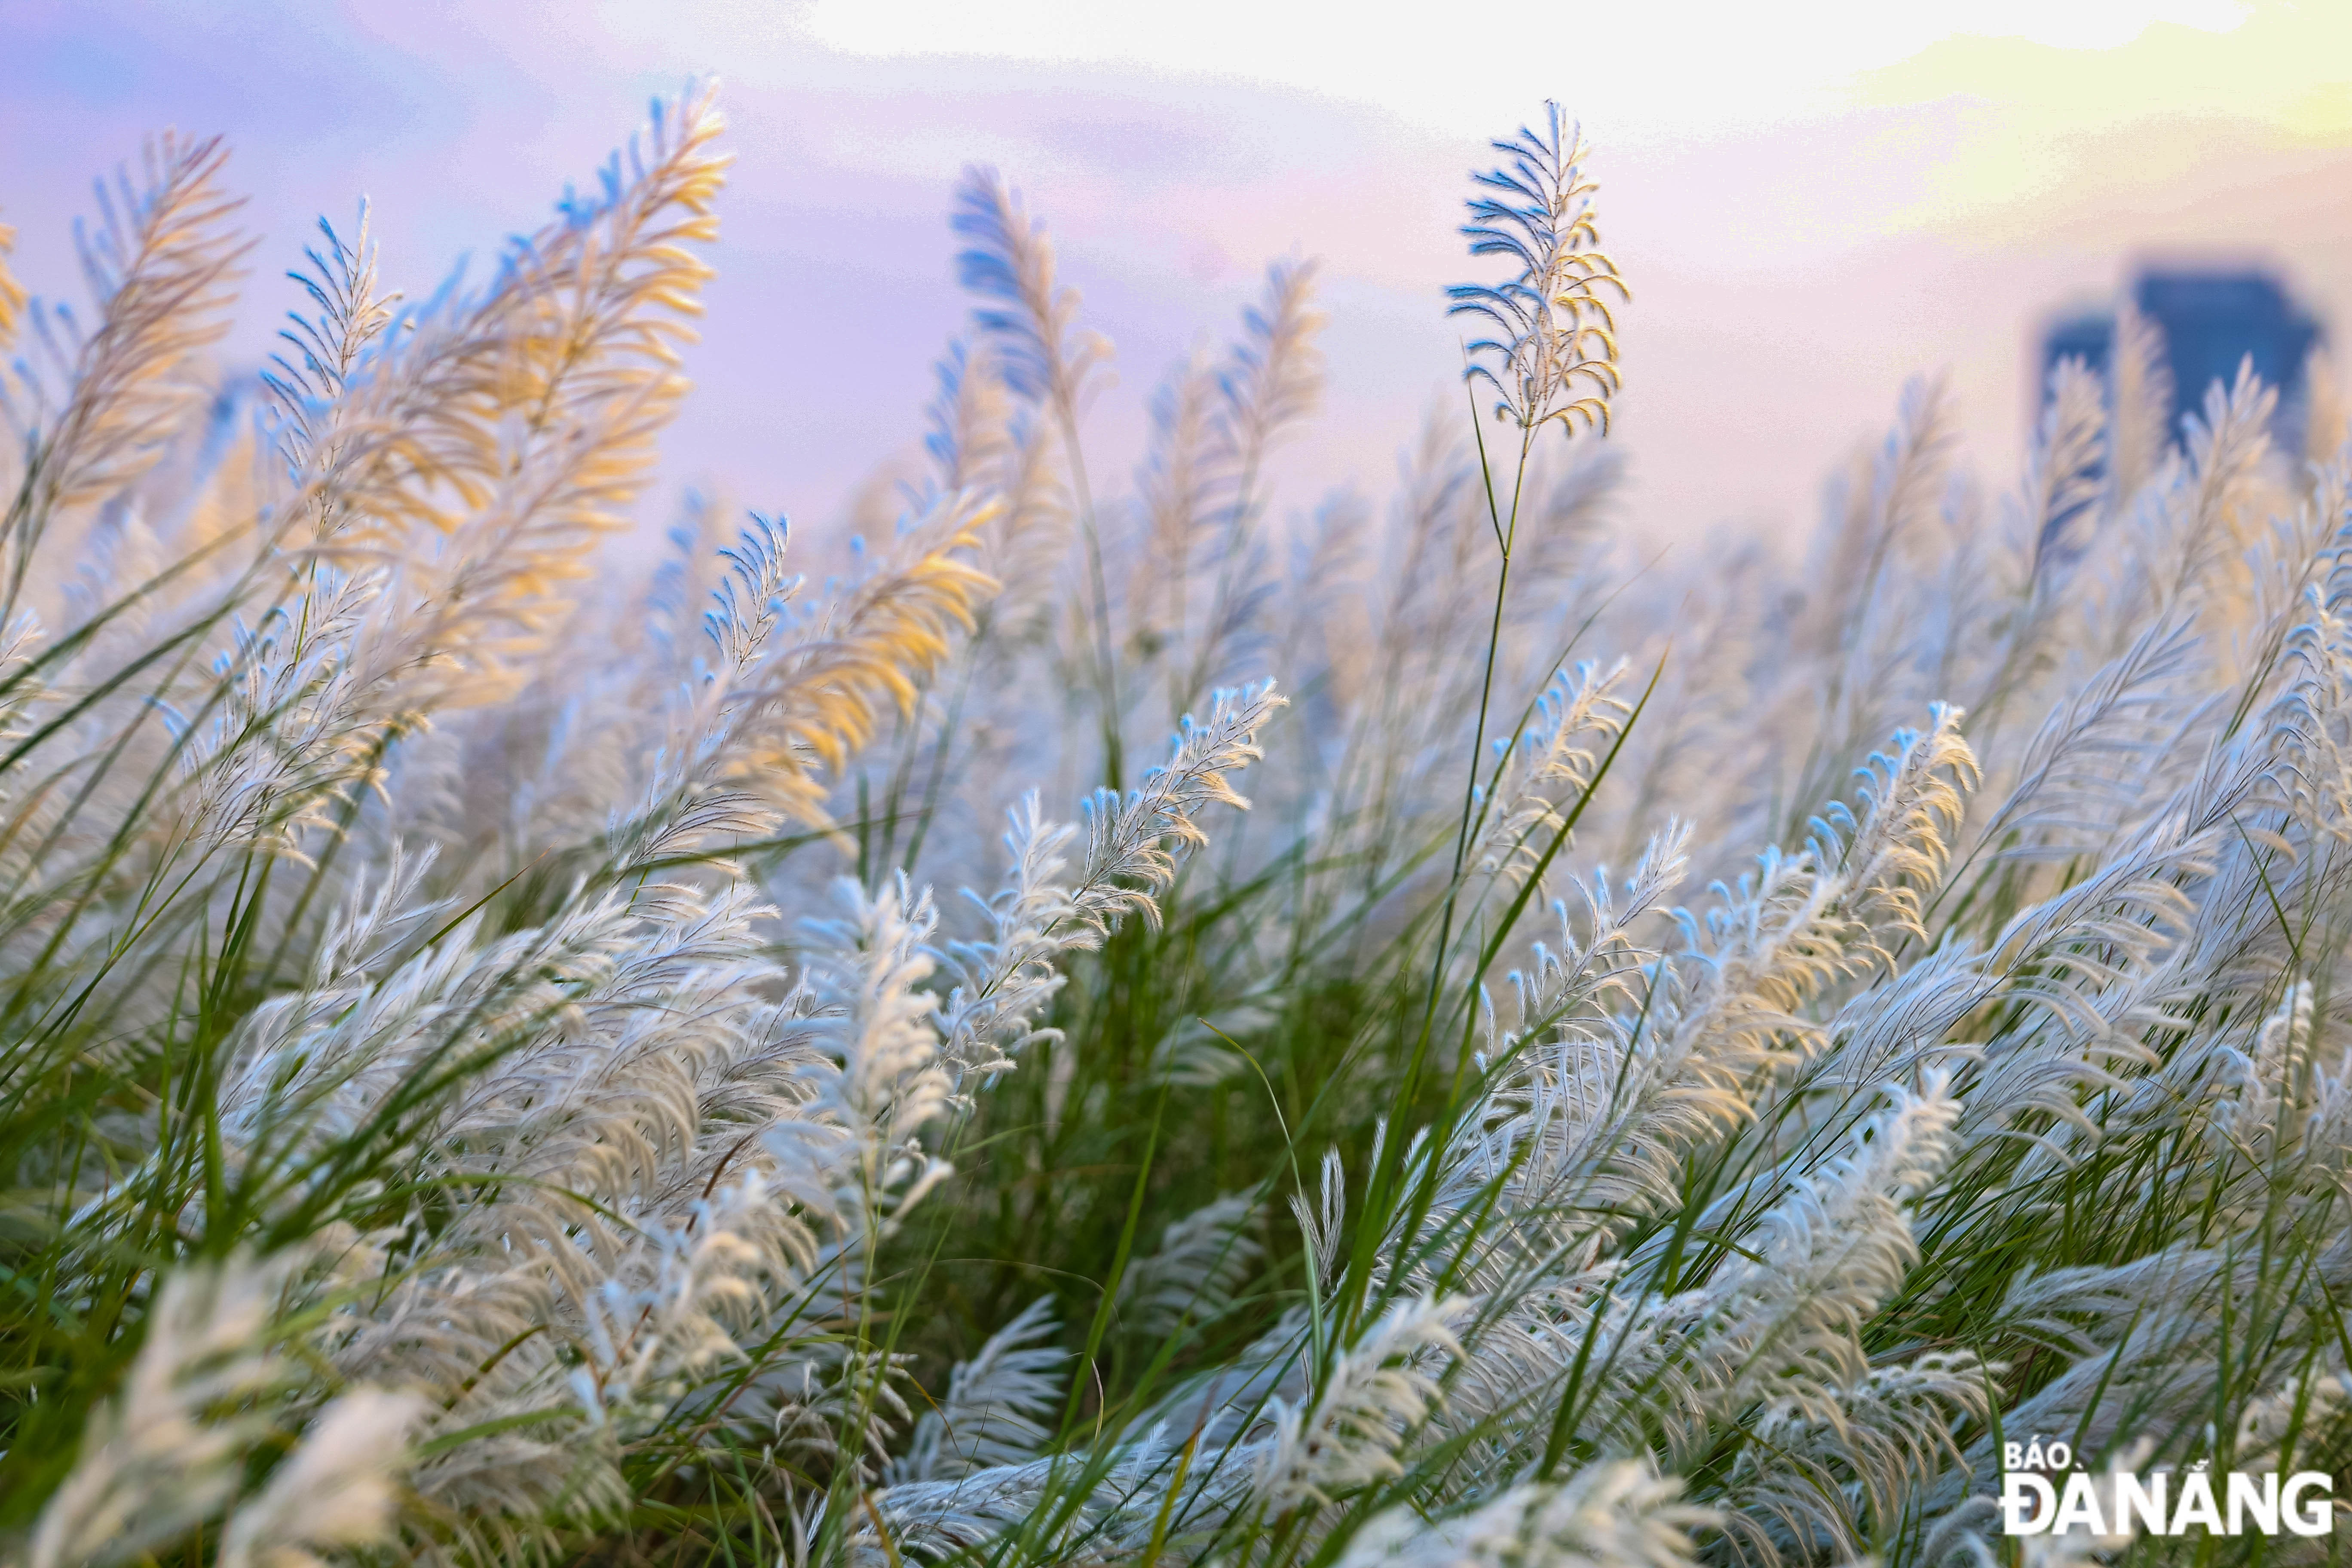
[1072, 679, 1285, 937]
[574, 1169, 800, 1423]
[1963, 615, 2201, 866]
[933, 794, 1081, 1076]
[2109, 361, 2276, 628]
[1642, 1075, 1963, 1446]
[1136, 349, 1225, 684]
[2108, 299, 2173, 505]
[712, 493, 998, 830]
[260, 203, 400, 494]
[1119, 1191, 1265, 1338]
[294, 85, 726, 557]
[2019, 356, 2110, 568]
[2209, 979, 2317, 1164]
[951, 168, 1112, 420]
[1448, 102, 1624, 438]
[1808, 702, 1978, 965]
[28, 1255, 417, 1568]
[891, 1297, 1068, 1483]
[949, 162, 1120, 754]
[1222, 260, 1326, 475]
[1457, 710, 1972, 1277]
[126, 87, 737, 885]
[4, 133, 248, 549]
[1720, 1354, 1991, 1561]
[918, 337, 1014, 504]
[1173, 258, 1327, 713]
[931, 683, 1282, 1077]
[214, 1388, 428, 1568]
[786, 875, 958, 1232]
[983, 408, 1074, 628]
[28, 1257, 292, 1568]
[1436, 824, 1691, 1269]
[1338, 1460, 1712, 1568]
[1475, 657, 1635, 886]
[1256, 1294, 1466, 1513]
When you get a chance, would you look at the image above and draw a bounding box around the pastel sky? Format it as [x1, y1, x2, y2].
[6, 0, 2349, 556]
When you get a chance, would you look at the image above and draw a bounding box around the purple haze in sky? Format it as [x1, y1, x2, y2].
[6, 0, 2348, 567]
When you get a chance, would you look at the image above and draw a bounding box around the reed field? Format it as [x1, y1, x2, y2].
[3, 83, 2352, 1568]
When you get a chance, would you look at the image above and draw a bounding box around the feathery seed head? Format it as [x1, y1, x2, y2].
[1449, 103, 1625, 439]
[952, 166, 1111, 415]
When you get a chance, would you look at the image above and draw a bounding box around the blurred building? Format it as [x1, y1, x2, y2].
[2039, 267, 2325, 451]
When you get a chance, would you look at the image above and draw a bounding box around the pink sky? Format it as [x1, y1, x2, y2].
[5, 0, 2348, 560]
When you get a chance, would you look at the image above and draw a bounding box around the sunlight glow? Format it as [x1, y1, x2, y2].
[796, 0, 2260, 138]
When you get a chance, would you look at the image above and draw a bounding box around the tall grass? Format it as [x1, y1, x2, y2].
[3, 83, 2351, 1568]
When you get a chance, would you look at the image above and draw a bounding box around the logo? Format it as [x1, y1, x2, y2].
[2000, 1441, 2334, 1538]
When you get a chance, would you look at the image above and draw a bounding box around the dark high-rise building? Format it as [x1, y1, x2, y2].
[2037, 267, 2324, 450]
